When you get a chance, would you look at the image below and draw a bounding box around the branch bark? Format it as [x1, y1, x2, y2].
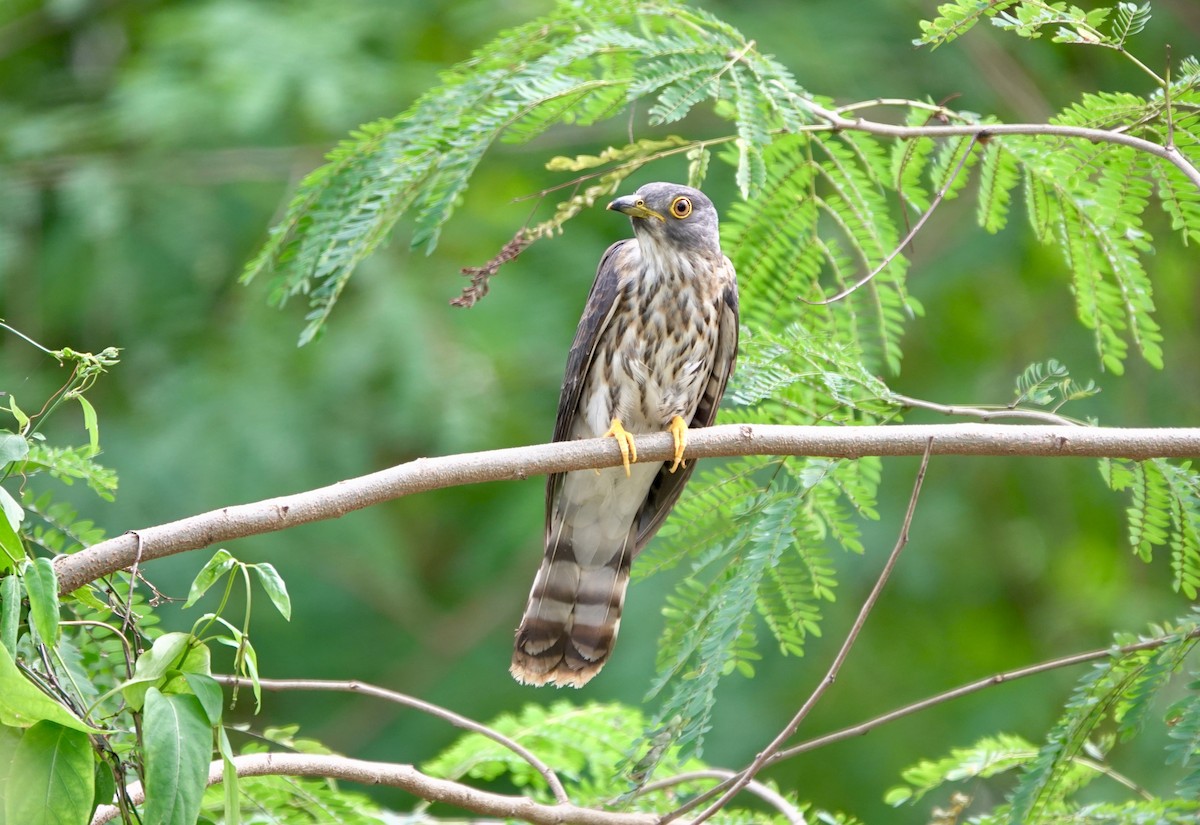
[56, 423, 1200, 594]
[89, 752, 658, 825]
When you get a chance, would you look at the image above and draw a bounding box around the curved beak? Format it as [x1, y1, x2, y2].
[607, 195, 665, 222]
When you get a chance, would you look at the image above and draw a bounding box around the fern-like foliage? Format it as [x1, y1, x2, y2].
[1167, 674, 1200, 799]
[884, 732, 1039, 806]
[1009, 617, 1200, 822]
[1100, 458, 1200, 598]
[241, 0, 807, 344]
[887, 614, 1200, 822]
[422, 701, 804, 822]
[915, 0, 1022, 49]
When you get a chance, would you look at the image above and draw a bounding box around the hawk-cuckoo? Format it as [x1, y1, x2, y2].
[511, 182, 739, 687]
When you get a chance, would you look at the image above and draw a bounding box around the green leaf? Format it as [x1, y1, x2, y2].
[217, 726, 240, 825]
[0, 489, 23, 569]
[184, 550, 237, 609]
[1, 575, 19, 655]
[4, 721, 94, 825]
[143, 688, 212, 825]
[23, 558, 59, 645]
[251, 563, 291, 621]
[0, 433, 27, 467]
[0, 642, 100, 732]
[183, 673, 224, 727]
[121, 632, 194, 711]
[75, 395, 100, 456]
[92, 756, 116, 820]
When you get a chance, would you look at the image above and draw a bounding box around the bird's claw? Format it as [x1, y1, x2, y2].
[668, 415, 688, 473]
[603, 418, 637, 477]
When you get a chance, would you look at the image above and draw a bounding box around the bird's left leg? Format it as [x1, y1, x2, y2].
[603, 418, 637, 477]
[668, 415, 688, 473]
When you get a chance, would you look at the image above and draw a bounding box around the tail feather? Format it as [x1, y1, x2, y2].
[511, 540, 631, 688]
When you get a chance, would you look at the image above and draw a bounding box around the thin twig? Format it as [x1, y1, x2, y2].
[53, 423, 1200, 595]
[806, 135, 979, 305]
[213, 674, 570, 805]
[675, 439, 935, 825]
[770, 626, 1200, 763]
[636, 769, 806, 824]
[890, 393, 1083, 426]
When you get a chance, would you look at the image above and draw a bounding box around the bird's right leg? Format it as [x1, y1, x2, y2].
[603, 418, 637, 477]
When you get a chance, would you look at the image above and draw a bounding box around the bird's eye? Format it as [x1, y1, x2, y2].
[670, 196, 692, 219]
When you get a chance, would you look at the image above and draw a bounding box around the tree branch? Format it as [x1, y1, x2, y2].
[89, 752, 658, 825]
[55, 423, 1200, 594]
[212, 674, 570, 804]
[804, 100, 1200, 190]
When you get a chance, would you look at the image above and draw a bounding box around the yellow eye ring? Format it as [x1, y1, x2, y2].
[670, 196, 693, 219]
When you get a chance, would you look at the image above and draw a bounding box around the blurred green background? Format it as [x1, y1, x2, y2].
[2, 0, 1198, 820]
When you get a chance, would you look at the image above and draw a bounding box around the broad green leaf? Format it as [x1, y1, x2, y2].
[23, 558, 59, 645]
[179, 639, 211, 676]
[120, 632, 194, 710]
[0, 490, 22, 569]
[251, 563, 291, 621]
[183, 673, 224, 727]
[0, 433, 27, 466]
[75, 395, 100, 456]
[0, 643, 100, 732]
[4, 720, 94, 825]
[0, 576, 18, 655]
[92, 756, 116, 818]
[143, 688, 212, 825]
[218, 726, 240, 825]
[184, 550, 236, 609]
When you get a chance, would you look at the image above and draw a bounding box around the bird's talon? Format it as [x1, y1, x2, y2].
[668, 415, 688, 474]
[603, 418, 636, 477]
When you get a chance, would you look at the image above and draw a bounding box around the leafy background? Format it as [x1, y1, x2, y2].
[2, 0, 1199, 820]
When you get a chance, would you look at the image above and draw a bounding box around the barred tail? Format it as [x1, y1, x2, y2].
[511, 541, 631, 688]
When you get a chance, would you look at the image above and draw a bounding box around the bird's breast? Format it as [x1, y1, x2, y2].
[577, 254, 722, 437]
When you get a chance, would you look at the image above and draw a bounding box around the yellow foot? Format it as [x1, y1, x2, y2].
[668, 415, 688, 473]
[603, 418, 637, 477]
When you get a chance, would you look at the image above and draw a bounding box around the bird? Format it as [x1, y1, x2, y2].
[511, 182, 739, 688]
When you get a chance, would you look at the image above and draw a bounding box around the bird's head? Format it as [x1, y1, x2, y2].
[607, 182, 720, 253]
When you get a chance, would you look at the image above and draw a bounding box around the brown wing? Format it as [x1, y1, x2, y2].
[633, 260, 739, 551]
[544, 239, 631, 532]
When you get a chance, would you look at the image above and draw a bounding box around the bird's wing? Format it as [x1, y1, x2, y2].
[544, 239, 631, 529]
[634, 258, 739, 551]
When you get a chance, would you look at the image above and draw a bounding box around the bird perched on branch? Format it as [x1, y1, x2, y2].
[511, 182, 739, 687]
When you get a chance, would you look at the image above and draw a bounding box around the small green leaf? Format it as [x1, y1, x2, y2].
[218, 726, 240, 825]
[5, 721, 94, 825]
[121, 632, 194, 710]
[184, 550, 236, 609]
[143, 688, 212, 825]
[0, 489, 23, 569]
[251, 563, 291, 621]
[23, 558, 59, 645]
[75, 395, 100, 456]
[1, 575, 19, 654]
[92, 755, 116, 817]
[0, 433, 27, 466]
[183, 673, 224, 726]
[4, 398, 29, 432]
[0, 642, 100, 732]
[884, 785, 913, 806]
